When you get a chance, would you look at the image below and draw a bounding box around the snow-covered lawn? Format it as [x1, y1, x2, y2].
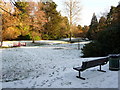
[0, 41, 118, 88]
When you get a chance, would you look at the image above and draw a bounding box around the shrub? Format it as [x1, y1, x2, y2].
[82, 29, 120, 57]
[81, 41, 105, 57]
[16, 35, 31, 40]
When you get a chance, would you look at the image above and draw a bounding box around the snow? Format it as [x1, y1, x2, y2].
[0, 40, 118, 88]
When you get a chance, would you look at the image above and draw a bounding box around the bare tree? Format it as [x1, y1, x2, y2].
[64, 0, 82, 41]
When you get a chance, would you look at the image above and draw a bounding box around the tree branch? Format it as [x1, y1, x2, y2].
[0, 7, 13, 15]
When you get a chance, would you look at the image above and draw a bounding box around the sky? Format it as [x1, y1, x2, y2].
[53, 0, 120, 26]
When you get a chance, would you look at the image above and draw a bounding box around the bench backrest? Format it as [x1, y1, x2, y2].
[81, 58, 108, 70]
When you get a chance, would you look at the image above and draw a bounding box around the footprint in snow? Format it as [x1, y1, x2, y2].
[56, 70, 59, 72]
[56, 77, 63, 80]
[82, 82, 88, 84]
[19, 81, 23, 84]
[49, 74, 53, 77]
[41, 80, 49, 86]
[14, 82, 17, 85]
[91, 70, 96, 72]
[41, 82, 46, 87]
[32, 76, 35, 79]
[48, 83, 52, 87]
[107, 75, 110, 77]
[63, 67, 66, 71]
[51, 78, 56, 82]
[31, 81, 37, 88]
[100, 78, 105, 82]
[61, 82, 72, 86]
[84, 85, 88, 87]
[36, 84, 40, 87]
[36, 75, 39, 78]
[52, 72, 54, 74]
[29, 80, 32, 83]
[33, 81, 37, 85]
[52, 66, 56, 69]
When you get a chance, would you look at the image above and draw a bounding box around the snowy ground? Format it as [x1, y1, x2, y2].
[0, 40, 118, 88]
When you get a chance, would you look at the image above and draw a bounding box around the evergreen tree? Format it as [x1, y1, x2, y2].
[82, 25, 89, 38]
[42, 1, 69, 40]
[82, 3, 120, 57]
[87, 13, 98, 40]
[13, 1, 31, 37]
[97, 16, 107, 32]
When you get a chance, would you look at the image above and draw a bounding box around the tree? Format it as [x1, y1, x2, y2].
[0, 1, 13, 46]
[0, 1, 47, 44]
[11, 1, 47, 43]
[82, 25, 89, 38]
[2, 11, 20, 39]
[42, 1, 69, 40]
[0, 1, 13, 15]
[82, 3, 120, 57]
[54, 16, 69, 39]
[97, 16, 107, 32]
[13, 1, 30, 36]
[87, 13, 98, 40]
[1, 1, 32, 40]
[64, 0, 82, 41]
[42, 1, 59, 39]
[28, 2, 47, 43]
[0, 1, 21, 46]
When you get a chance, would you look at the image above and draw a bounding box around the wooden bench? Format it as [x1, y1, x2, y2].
[73, 57, 109, 80]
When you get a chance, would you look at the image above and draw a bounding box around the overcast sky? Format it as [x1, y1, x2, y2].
[53, 0, 119, 26]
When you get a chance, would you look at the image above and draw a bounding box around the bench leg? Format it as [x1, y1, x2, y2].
[76, 71, 85, 80]
[97, 65, 106, 72]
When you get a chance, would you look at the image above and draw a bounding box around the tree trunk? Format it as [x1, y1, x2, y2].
[64, 0, 82, 42]
[0, 41, 3, 47]
[32, 39, 35, 43]
[69, 0, 72, 42]
[69, 31, 72, 42]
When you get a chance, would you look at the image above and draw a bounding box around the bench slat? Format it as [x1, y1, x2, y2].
[84, 58, 108, 69]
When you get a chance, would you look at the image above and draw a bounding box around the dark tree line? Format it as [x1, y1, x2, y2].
[82, 2, 120, 57]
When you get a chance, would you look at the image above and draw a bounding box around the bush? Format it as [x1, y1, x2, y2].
[33, 36, 41, 40]
[81, 41, 106, 57]
[16, 35, 31, 40]
[82, 29, 120, 57]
